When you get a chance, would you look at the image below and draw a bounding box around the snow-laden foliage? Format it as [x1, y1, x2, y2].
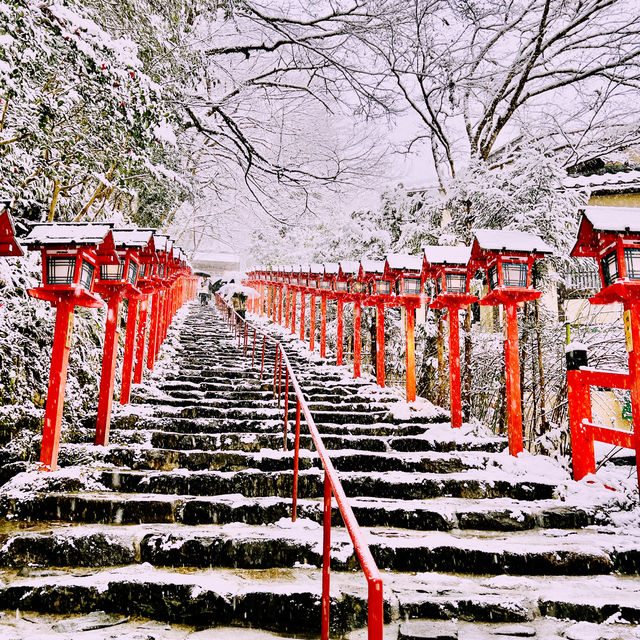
[0, 0, 194, 225]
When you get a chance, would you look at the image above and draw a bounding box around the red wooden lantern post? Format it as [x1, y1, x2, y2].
[93, 230, 148, 445]
[308, 265, 324, 352]
[358, 261, 391, 387]
[468, 230, 552, 456]
[338, 261, 362, 377]
[146, 235, 172, 371]
[289, 266, 299, 335]
[24, 223, 118, 470]
[568, 206, 640, 491]
[426, 246, 477, 429]
[120, 233, 157, 405]
[0, 209, 24, 257]
[298, 265, 310, 342]
[318, 265, 336, 359]
[383, 255, 429, 402]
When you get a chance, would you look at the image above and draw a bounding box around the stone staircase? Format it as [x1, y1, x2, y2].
[0, 303, 639, 639]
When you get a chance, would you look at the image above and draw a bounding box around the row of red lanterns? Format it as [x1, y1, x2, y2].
[246, 228, 553, 457]
[0, 212, 198, 471]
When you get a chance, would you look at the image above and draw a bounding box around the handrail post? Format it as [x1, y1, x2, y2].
[244, 322, 248, 356]
[367, 579, 384, 640]
[321, 472, 332, 640]
[260, 336, 266, 380]
[283, 370, 290, 451]
[252, 329, 257, 366]
[278, 350, 283, 408]
[292, 398, 301, 520]
[273, 348, 280, 397]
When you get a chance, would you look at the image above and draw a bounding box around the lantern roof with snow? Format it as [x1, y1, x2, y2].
[338, 260, 359, 280]
[323, 262, 339, 276]
[359, 259, 385, 276]
[309, 263, 324, 276]
[24, 222, 114, 247]
[470, 229, 553, 258]
[423, 245, 472, 267]
[112, 229, 154, 249]
[571, 206, 640, 258]
[385, 254, 423, 274]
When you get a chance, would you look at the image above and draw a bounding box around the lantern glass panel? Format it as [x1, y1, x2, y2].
[80, 260, 95, 290]
[624, 248, 640, 280]
[351, 281, 364, 293]
[319, 280, 330, 290]
[377, 280, 391, 295]
[300, 277, 308, 286]
[46, 256, 76, 285]
[503, 262, 528, 287]
[435, 276, 442, 295]
[601, 250, 619, 286]
[488, 264, 499, 290]
[445, 273, 467, 293]
[127, 261, 138, 285]
[404, 277, 422, 295]
[336, 280, 348, 292]
[100, 262, 124, 281]
[309, 278, 318, 288]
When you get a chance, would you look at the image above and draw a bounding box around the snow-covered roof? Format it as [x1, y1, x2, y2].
[423, 245, 471, 266]
[299, 264, 310, 274]
[564, 170, 640, 190]
[472, 229, 553, 254]
[323, 262, 339, 275]
[112, 229, 154, 249]
[386, 253, 423, 271]
[153, 234, 171, 252]
[580, 206, 640, 233]
[339, 260, 359, 274]
[360, 259, 385, 274]
[309, 263, 324, 275]
[24, 223, 113, 246]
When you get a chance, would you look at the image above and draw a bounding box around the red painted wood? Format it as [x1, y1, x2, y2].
[300, 292, 306, 341]
[320, 295, 327, 358]
[291, 290, 297, 334]
[406, 306, 416, 402]
[376, 304, 385, 388]
[309, 294, 316, 352]
[353, 300, 361, 378]
[504, 303, 523, 455]
[120, 298, 138, 405]
[146, 292, 159, 371]
[337, 298, 344, 365]
[567, 369, 595, 480]
[321, 472, 331, 640]
[95, 295, 122, 446]
[449, 307, 462, 428]
[133, 295, 149, 384]
[40, 298, 74, 471]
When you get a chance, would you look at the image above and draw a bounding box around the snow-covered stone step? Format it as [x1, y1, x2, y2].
[1, 521, 637, 576]
[63, 443, 495, 475]
[0, 565, 366, 636]
[109, 414, 434, 438]
[85, 468, 559, 502]
[1, 479, 606, 532]
[1, 564, 639, 632]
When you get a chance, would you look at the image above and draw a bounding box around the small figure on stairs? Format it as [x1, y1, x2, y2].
[199, 277, 211, 306]
[231, 291, 247, 319]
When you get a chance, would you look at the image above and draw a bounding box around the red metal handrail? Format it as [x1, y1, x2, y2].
[215, 295, 384, 640]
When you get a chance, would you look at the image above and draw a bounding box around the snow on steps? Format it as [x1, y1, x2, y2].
[0, 303, 639, 637]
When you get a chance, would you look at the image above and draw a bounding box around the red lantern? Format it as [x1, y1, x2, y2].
[383, 254, 430, 402]
[24, 223, 119, 470]
[426, 246, 476, 429]
[468, 229, 552, 455]
[568, 206, 640, 491]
